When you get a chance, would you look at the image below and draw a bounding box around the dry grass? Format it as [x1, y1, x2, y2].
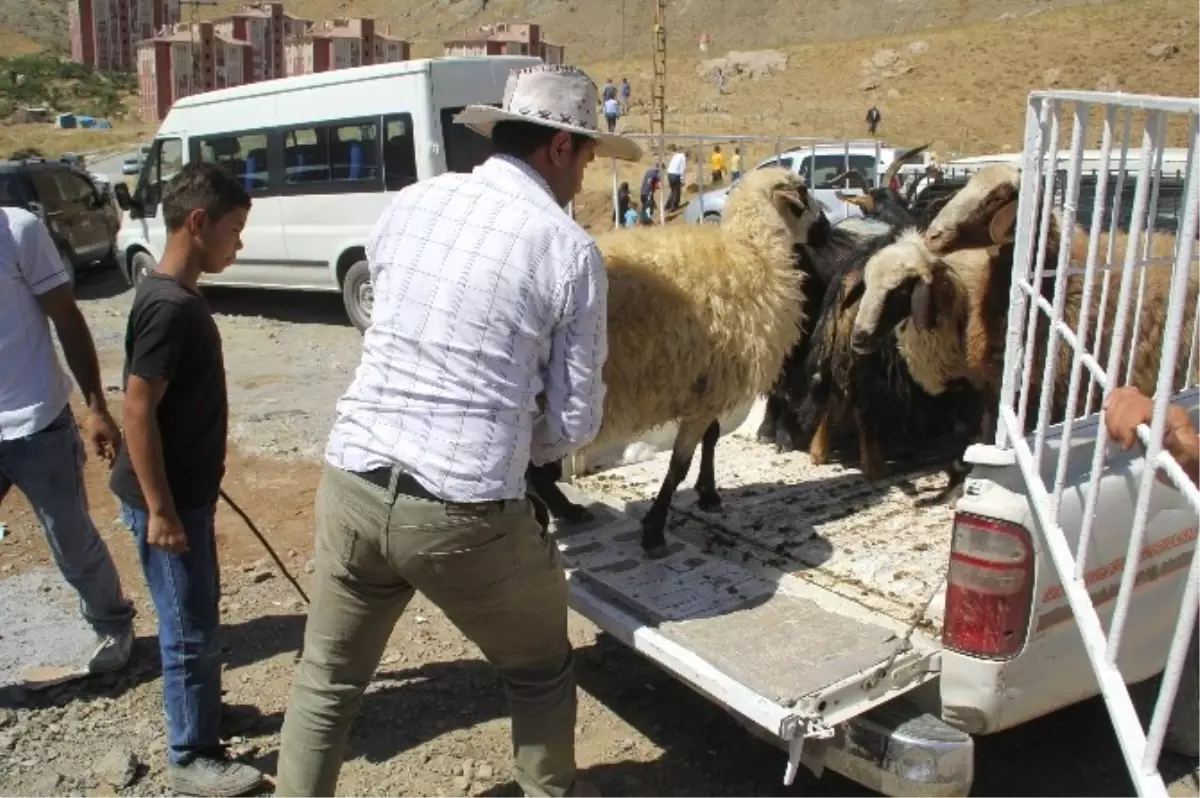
[569, 0, 1199, 233]
[0, 119, 156, 161]
[0, 29, 41, 55]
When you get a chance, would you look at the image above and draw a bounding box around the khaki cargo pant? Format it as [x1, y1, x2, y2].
[275, 463, 577, 797]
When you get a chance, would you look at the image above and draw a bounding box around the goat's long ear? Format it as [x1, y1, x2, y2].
[989, 199, 1019, 245]
[840, 274, 866, 311]
[910, 277, 937, 332]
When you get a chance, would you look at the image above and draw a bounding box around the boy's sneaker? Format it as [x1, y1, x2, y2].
[170, 751, 264, 797]
[86, 625, 134, 674]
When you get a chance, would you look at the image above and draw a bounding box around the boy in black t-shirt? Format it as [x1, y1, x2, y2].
[109, 162, 263, 797]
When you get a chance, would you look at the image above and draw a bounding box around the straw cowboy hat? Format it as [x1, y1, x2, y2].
[454, 64, 643, 162]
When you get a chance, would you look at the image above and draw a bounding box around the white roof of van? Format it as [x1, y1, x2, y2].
[169, 56, 538, 109]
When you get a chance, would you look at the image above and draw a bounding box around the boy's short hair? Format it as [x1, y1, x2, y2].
[161, 161, 252, 232]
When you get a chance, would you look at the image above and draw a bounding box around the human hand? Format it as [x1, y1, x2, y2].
[147, 509, 189, 554]
[1104, 386, 1200, 470]
[82, 406, 122, 467]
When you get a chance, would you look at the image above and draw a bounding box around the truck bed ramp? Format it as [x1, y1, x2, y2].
[552, 479, 944, 786]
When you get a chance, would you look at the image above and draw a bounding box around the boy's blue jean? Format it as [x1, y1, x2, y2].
[119, 502, 222, 766]
[0, 405, 134, 638]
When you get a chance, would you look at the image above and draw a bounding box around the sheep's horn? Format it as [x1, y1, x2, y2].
[883, 142, 933, 188]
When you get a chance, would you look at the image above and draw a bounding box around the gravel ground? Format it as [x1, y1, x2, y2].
[0, 265, 1196, 797]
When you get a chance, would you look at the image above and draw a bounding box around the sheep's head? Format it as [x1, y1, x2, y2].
[924, 163, 1020, 254]
[724, 166, 825, 245]
[850, 229, 963, 353]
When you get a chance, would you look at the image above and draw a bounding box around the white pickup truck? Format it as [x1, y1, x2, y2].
[554, 88, 1200, 796]
[552, 391, 1197, 796]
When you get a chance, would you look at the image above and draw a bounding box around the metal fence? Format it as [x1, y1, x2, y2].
[996, 90, 1199, 797]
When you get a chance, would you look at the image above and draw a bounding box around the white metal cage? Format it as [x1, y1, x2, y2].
[997, 90, 1199, 797]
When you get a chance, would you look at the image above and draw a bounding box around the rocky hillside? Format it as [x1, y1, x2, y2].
[2, 0, 1139, 61]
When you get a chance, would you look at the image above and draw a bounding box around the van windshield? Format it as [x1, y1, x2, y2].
[440, 105, 497, 174]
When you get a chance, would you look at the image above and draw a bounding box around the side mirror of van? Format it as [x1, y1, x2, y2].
[113, 182, 142, 218]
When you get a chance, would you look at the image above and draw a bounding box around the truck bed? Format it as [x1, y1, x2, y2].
[570, 431, 958, 629]
[551, 425, 969, 786]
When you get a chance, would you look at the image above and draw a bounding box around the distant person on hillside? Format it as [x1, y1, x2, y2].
[715, 68, 726, 94]
[866, 105, 882, 136]
[620, 77, 631, 111]
[623, 202, 640, 228]
[615, 180, 631, 225]
[640, 163, 661, 223]
[603, 96, 621, 132]
[603, 78, 617, 102]
[731, 146, 742, 181]
[710, 144, 725, 183]
[666, 146, 687, 211]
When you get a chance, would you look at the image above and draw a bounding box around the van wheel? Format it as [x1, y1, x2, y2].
[702, 212, 721, 225]
[342, 260, 373, 333]
[1164, 625, 1199, 758]
[129, 251, 157, 288]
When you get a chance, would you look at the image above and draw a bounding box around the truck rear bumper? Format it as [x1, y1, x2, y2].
[815, 696, 974, 798]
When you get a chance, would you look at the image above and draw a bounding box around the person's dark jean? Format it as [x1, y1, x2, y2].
[667, 174, 682, 211]
[605, 113, 617, 132]
[0, 405, 134, 637]
[119, 502, 222, 766]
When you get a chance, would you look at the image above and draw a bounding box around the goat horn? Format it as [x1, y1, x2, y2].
[883, 141, 933, 188]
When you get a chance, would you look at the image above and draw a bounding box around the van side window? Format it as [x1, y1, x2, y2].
[281, 120, 382, 190]
[135, 137, 184, 215]
[383, 113, 417, 190]
[439, 106, 495, 174]
[803, 154, 878, 188]
[197, 131, 271, 194]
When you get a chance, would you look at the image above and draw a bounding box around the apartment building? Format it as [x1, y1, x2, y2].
[442, 22, 564, 65]
[137, 22, 253, 121]
[211, 2, 311, 82]
[283, 18, 409, 76]
[68, 0, 181, 71]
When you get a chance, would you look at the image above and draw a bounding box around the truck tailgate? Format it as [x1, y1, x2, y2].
[554, 432, 959, 779]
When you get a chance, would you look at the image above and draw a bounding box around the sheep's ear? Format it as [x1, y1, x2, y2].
[989, 200, 1019, 244]
[840, 275, 866, 311]
[910, 277, 937, 332]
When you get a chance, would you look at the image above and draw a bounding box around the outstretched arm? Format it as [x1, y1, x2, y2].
[1104, 385, 1199, 488]
[531, 242, 608, 466]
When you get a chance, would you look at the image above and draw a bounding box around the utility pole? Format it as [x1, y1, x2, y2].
[651, 0, 667, 223]
[180, 0, 217, 98]
[621, 0, 626, 58]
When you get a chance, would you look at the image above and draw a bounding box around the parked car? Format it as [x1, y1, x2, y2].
[0, 157, 121, 281]
[681, 142, 931, 225]
[121, 145, 152, 175]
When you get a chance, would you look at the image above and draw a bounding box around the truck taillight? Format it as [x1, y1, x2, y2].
[942, 512, 1034, 660]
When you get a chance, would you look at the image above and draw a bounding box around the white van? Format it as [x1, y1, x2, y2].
[113, 55, 543, 331]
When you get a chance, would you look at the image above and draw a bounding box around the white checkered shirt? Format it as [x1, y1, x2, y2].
[325, 154, 609, 502]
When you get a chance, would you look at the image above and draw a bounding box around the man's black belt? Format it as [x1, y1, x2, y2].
[351, 466, 507, 511]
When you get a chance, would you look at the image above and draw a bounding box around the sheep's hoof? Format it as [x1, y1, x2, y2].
[695, 489, 722, 512]
[641, 540, 671, 560]
[862, 462, 889, 481]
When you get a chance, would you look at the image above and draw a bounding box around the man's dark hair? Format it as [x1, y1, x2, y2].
[161, 161, 252, 232]
[490, 120, 592, 159]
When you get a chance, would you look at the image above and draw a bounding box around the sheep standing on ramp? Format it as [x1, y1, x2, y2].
[528, 166, 823, 558]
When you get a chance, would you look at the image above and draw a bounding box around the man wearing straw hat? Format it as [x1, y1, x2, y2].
[275, 64, 641, 798]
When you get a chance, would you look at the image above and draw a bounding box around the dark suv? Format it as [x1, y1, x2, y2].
[0, 157, 121, 281]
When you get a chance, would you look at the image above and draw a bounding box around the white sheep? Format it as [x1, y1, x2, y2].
[529, 166, 823, 557]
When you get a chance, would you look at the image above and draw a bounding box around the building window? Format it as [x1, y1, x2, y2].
[197, 131, 271, 193]
[283, 119, 381, 189]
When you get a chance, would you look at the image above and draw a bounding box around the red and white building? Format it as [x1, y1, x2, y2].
[69, 0, 181, 72]
[283, 18, 410, 76]
[136, 21, 254, 121]
[443, 22, 564, 65]
[211, 2, 311, 82]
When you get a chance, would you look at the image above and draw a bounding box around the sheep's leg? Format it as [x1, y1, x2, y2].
[526, 460, 594, 524]
[694, 420, 722, 511]
[809, 410, 832, 466]
[774, 405, 803, 453]
[756, 391, 781, 444]
[640, 419, 709, 559]
[854, 407, 888, 480]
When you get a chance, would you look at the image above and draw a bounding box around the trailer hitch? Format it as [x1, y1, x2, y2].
[780, 715, 835, 786]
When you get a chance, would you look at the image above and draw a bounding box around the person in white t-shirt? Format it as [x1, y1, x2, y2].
[666, 147, 687, 211]
[603, 95, 621, 132]
[0, 206, 136, 675]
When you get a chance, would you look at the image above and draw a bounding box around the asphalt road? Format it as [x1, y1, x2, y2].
[86, 147, 141, 186]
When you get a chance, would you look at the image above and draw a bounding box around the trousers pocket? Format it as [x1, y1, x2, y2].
[417, 527, 522, 601]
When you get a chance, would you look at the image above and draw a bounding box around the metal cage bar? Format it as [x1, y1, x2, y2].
[996, 90, 1200, 798]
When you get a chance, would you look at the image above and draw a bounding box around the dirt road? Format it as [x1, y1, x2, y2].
[0, 267, 1195, 797]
